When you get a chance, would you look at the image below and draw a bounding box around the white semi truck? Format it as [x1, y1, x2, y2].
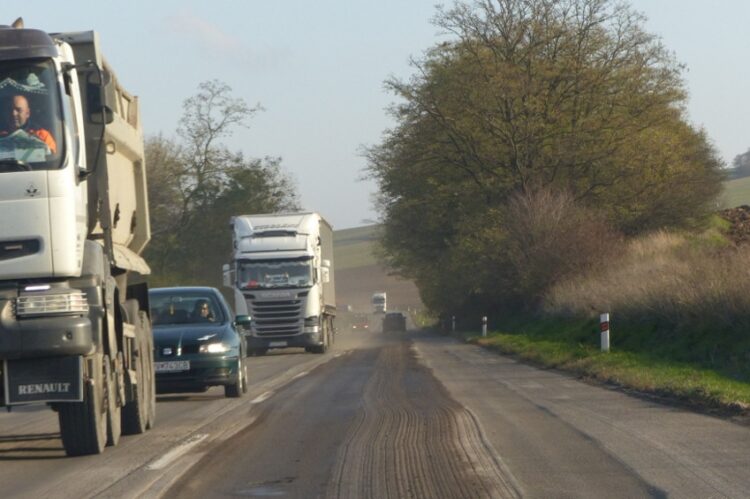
[372, 292, 387, 314]
[0, 20, 155, 456]
[224, 212, 336, 354]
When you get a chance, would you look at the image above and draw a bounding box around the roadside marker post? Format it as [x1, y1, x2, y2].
[482, 316, 487, 337]
[452, 316, 456, 332]
[600, 313, 610, 352]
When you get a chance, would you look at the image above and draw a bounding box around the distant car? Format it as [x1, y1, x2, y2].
[382, 311, 407, 332]
[149, 287, 248, 398]
[351, 315, 369, 331]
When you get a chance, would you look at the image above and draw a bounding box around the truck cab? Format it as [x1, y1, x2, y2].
[224, 213, 336, 354]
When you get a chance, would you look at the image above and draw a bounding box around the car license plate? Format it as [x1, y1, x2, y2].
[155, 360, 190, 373]
[269, 341, 287, 348]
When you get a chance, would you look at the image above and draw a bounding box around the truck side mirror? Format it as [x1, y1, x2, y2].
[86, 69, 114, 125]
[322, 267, 330, 284]
[222, 263, 233, 288]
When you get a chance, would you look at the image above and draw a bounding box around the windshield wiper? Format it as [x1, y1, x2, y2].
[0, 159, 32, 172]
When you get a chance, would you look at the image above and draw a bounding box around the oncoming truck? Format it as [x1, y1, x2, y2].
[0, 20, 155, 456]
[372, 292, 387, 314]
[223, 212, 336, 354]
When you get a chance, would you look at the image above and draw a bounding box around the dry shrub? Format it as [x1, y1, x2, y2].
[503, 188, 623, 305]
[545, 230, 750, 330]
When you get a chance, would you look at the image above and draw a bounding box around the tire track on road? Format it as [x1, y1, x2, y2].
[328, 339, 520, 499]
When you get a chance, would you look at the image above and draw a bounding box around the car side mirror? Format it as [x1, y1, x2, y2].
[235, 314, 252, 329]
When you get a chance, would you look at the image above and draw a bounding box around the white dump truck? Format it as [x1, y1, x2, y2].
[0, 20, 155, 456]
[224, 212, 336, 354]
[372, 292, 387, 314]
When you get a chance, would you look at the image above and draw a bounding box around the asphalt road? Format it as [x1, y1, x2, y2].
[0, 328, 748, 498]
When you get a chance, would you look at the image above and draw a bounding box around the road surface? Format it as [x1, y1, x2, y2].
[0, 327, 748, 498]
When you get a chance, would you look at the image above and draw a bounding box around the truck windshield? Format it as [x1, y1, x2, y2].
[238, 259, 314, 289]
[0, 59, 63, 171]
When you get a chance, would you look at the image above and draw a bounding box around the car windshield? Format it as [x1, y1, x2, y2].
[237, 258, 313, 289]
[0, 59, 63, 171]
[150, 292, 226, 325]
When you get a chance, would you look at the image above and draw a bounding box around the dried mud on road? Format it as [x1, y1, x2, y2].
[166, 334, 518, 498]
[326, 340, 519, 499]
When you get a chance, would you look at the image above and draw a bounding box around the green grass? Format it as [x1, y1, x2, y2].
[333, 224, 381, 245]
[333, 224, 381, 271]
[721, 176, 750, 208]
[464, 317, 750, 413]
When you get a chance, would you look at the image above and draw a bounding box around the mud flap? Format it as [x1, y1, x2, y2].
[4, 356, 83, 405]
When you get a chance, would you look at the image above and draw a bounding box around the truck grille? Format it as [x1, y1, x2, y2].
[250, 299, 302, 337]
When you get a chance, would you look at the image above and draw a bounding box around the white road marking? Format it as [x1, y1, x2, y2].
[292, 371, 309, 380]
[251, 391, 274, 404]
[146, 433, 208, 471]
[518, 381, 544, 389]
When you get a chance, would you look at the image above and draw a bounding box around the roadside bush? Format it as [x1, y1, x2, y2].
[502, 188, 623, 307]
[544, 229, 750, 373]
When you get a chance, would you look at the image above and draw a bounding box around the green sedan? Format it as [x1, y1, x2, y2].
[149, 287, 249, 398]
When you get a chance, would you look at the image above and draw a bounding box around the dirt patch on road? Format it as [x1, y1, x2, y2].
[327, 340, 519, 499]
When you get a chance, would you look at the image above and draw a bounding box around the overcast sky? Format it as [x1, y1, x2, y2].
[22, 0, 750, 229]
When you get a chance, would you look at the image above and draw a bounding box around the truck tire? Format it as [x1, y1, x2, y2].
[312, 323, 329, 354]
[224, 357, 246, 398]
[58, 354, 107, 456]
[122, 309, 151, 435]
[105, 354, 121, 446]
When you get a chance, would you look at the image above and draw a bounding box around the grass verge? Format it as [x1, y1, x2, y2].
[463, 317, 750, 418]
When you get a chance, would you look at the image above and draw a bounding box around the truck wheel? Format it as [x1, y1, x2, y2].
[105, 355, 121, 446]
[122, 311, 150, 435]
[312, 324, 329, 354]
[58, 354, 107, 456]
[224, 357, 245, 398]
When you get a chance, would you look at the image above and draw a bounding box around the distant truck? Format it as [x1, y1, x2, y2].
[0, 21, 155, 455]
[372, 292, 387, 314]
[382, 311, 407, 333]
[224, 212, 336, 354]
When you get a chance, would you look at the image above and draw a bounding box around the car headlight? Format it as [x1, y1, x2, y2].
[199, 342, 230, 354]
[16, 290, 88, 318]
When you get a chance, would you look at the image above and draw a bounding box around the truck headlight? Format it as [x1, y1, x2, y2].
[303, 316, 319, 333]
[199, 342, 230, 354]
[16, 291, 88, 318]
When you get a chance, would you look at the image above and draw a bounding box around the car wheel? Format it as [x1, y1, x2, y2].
[224, 358, 244, 398]
[241, 359, 248, 394]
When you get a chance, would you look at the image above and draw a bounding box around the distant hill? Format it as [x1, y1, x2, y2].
[333, 224, 423, 314]
[333, 224, 381, 271]
[722, 177, 750, 209]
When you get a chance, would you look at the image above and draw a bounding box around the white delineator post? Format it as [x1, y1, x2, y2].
[600, 313, 610, 352]
[452, 316, 456, 332]
[482, 316, 487, 337]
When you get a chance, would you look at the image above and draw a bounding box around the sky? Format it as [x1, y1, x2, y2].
[20, 1, 750, 229]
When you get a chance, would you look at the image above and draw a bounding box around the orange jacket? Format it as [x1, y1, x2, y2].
[27, 128, 57, 154]
[0, 127, 57, 154]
